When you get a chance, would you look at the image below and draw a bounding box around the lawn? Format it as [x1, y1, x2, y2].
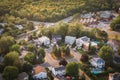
[77, 49, 85, 54]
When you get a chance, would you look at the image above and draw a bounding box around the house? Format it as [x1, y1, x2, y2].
[90, 57, 105, 74]
[18, 72, 29, 80]
[76, 36, 90, 50]
[100, 11, 113, 21]
[65, 36, 76, 45]
[109, 72, 120, 80]
[81, 13, 92, 19]
[38, 36, 50, 46]
[90, 57, 105, 69]
[0, 29, 4, 34]
[33, 66, 47, 80]
[51, 66, 66, 76]
[16, 25, 23, 30]
[107, 40, 119, 52]
[52, 35, 62, 44]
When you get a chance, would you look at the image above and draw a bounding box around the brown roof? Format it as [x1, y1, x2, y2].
[34, 66, 46, 75]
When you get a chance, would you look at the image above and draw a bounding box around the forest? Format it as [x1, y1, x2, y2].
[0, 0, 119, 23]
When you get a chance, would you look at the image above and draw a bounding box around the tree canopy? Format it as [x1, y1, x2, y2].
[2, 66, 19, 80]
[66, 62, 79, 77]
[3, 51, 20, 66]
[98, 46, 114, 66]
[0, 36, 15, 55]
[110, 15, 120, 31]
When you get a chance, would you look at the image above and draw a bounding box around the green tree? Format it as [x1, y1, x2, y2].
[24, 52, 35, 64]
[80, 54, 89, 63]
[66, 62, 79, 77]
[22, 62, 33, 74]
[37, 48, 46, 58]
[98, 46, 114, 66]
[3, 51, 20, 66]
[110, 15, 120, 31]
[0, 36, 15, 54]
[27, 22, 34, 30]
[10, 44, 20, 53]
[27, 44, 36, 52]
[59, 58, 68, 66]
[52, 45, 61, 57]
[56, 23, 69, 39]
[65, 46, 70, 56]
[2, 66, 19, 80]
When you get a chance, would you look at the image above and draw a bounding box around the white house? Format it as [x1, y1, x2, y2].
[81, 13, 92, 19]
[52, 66, 66, 76]
[65, 36, 76, 45]
[33, 72, 47, 80]
[90, 57, 105, 69]
[0, 29, 4, 34]
[52, 35, 62, 44]
[16, 25, 23, 30]
[100, 11, 112, 21]
[109, 72, 120, 80]
[18, 72, 29, 80]
[38, 36, 50, 46]
[76, 36, 90, 50]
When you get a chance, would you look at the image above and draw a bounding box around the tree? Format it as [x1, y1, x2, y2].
[37, 48, 46, 58]
[98, 46, 114, 66]
[24, 52, 35, 64]
[56, 23, 69, 39]
[27, 44, 36, 52]
[98, 41, 105, 50]
[27, 22, 34, 30]
[80, 54, 89, 63]
[110, 16, 120, 31]
[66, 62, 79, 77]
[59, 58, 68, 66]
[52, 45, 61, 57]
[3, 51, 20, 66]
[22, 62, 33, 74]
[2, 66, 19, 80]
[10, 44, 20, 53]
[47, 71, 54, 80]
[0, 36, 15, 54]
[65, 46, 70, 56]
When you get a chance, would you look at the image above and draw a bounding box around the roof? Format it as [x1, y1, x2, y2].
[65, 36, 76, 45]
[81, 13, 92, 18]
[33, 66, 46, 75]
[18, 72, 28, 80]
[90, 58, 105, 64]
[16, 25, 23, 30]
[52, 35, 62, 40]
[0, 29, 4, 34]
[81, 36, 90, 42]
[38, 36, 50, 42]
[54, 66, 65, 71]
[33, 72, 47, 79]
[100, 11, 112, 18]
[109, 72, 120, 80]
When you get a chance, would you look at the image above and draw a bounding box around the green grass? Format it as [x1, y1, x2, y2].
[77, 49, 85, 54]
